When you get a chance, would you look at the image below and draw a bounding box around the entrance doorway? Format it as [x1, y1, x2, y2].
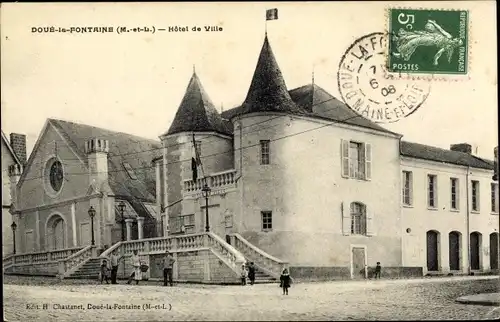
[426, 230, 440, 271]
[489, 233, 498, 270]
[470, 232, 482, 270]
[448, 231, 461, 271]
[351, 246, 366, 279]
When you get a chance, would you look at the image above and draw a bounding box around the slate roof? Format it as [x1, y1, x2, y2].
[400, 141, 495, 170]
[237, 35, 306, 116]
[221, 83, 398, 136]
[166, 72, 231, 136]
[49, 119, 161, 203]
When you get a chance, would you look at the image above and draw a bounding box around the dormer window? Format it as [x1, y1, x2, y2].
[123, 162, 137, 180]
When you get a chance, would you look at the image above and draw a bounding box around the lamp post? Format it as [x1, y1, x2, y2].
[88, 206, 96, 246]
[11, 221, 17, 255]
[201, 183, 211, 232]
[118, 201, 126, 242]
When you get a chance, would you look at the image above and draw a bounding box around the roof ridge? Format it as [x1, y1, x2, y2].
[50, 118, 160, 144]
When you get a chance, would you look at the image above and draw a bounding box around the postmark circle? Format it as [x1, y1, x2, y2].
[337, 32, 431, 123]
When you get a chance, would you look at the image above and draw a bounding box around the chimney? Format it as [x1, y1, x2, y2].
[10, 133, 27, 164]
[450, 143, 472, 154]
[85, 138, 110, 189]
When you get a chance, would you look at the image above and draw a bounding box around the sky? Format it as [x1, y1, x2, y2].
[1, 1, 497, 160]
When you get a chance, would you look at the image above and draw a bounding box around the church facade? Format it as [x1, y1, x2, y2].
[155, 35, 498, 277]
[10, 119, 162, 255]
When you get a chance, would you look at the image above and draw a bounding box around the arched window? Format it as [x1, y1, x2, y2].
[350, 202, 366, 235]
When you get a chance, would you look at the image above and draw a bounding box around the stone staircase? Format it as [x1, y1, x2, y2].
[66, 258, 102, 280]
[252, 266, 277, 284]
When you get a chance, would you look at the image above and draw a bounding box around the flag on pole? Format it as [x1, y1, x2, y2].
[191, 133, 201, 181]
[266, 8, 278, 21]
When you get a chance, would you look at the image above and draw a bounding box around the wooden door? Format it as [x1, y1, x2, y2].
[53, 219, 66, 250]
[470, 233, 481, 270]
[352, 247, 366, 279]
[449, 232, 460, 271]
[426, 231, 439, 271]
[490, 233, 499, 270]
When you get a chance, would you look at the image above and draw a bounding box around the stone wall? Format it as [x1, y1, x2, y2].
[289, 266, 351, 281]
[120, 249, 240, 284]
[7, 262, 59, 276]
[289, 266, 423, 281]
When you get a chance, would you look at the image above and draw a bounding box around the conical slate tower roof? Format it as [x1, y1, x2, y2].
[240, 35, 305, 115]
[166, 71, 230, 136]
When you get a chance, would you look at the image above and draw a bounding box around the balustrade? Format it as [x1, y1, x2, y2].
[184, 169, 237, 193]
[231, 233, 288, 279]
[4, 247, 84, 267]
[60, 245, 95, 274]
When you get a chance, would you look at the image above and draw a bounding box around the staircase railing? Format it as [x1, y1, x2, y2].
[4, 247, 83, 267]
[230, 233, 288, 279]
[2, 254, 14, 272]
[3, 246, 85, 276]
[207, 232, 246, 274]
[100, 232, 245, 277]
[58, 245, 96, 278]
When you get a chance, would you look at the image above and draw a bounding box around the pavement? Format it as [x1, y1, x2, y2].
[3, 275, 500, 321]
[456, 292, 500, 306]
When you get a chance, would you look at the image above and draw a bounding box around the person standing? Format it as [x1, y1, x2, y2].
[247, 262, 256, 285]
[280, 267, 291, 295]
[374, 262, 382, 279]
[240, 264, 248, 286]
[162, 251, 175, 286]
[127, 250, 142, 285]
[110, 250, 120, 284]
[100, 259, 110, 284]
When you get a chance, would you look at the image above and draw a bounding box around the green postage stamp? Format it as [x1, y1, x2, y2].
[388, 8, 469, 75]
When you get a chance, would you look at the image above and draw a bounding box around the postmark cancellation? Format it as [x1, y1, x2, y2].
[337, 32, 431, 124]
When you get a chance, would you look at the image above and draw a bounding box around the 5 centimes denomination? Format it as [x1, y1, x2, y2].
[338, 32, 431, 124]
[388, 8, 469, 75]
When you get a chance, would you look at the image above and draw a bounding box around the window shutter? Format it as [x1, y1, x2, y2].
[341, 140, 350, 178]
[366, 209, 375, 236]
[365, 143, 372, 180]
[409, 173, 413, 205]
[341, 202, 351, 236]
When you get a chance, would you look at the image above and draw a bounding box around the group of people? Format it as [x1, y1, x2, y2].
[100, 250, 382, 292]
[100, 249, 176, 286]
[240, 262, 292, 295]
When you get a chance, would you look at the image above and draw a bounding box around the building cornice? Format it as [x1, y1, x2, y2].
[401, 156, 494, 174]
[14, 193, 103, 214]
[233, 112, 402, 139]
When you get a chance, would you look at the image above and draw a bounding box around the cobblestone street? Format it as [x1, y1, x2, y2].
[3, 275, 499, 321]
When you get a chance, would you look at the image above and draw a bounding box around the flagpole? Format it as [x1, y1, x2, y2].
[265, 15, 267, 35]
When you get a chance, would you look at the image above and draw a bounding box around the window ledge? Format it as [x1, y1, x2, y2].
[427, 207, 438, 211]
[471, 211, 480, 214]
[490, 212, 499, 216]
[450, 209, 460, 213]
[261, 229, 273, 232]
[402, 204, 413, 208]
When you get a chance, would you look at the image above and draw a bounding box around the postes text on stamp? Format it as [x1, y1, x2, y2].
[337, 32, 430, 124]
[388, 8, 468, 75]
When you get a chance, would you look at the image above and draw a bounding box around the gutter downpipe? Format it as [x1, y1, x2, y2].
[466, 166, 471, 275]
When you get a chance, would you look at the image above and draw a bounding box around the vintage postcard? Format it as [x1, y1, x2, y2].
[1, 1, 498, 321]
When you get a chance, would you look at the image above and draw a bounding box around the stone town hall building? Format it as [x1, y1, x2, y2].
[4, 35, 498, 281]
